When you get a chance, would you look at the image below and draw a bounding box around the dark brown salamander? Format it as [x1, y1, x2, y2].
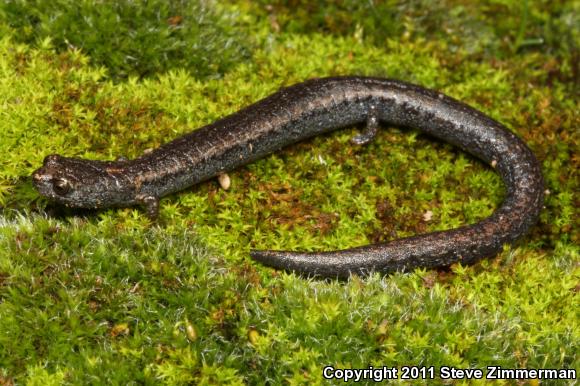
[32, 77, 544, 278]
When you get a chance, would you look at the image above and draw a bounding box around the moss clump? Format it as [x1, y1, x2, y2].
[1, 215, 577, 384]
[0, 0, 250, 79]
[251, 0, 578, 59]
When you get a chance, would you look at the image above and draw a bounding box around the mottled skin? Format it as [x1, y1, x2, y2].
[32, 77, 544, 278]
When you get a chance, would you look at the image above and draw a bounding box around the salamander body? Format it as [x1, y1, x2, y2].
[32, 77, 544, 277]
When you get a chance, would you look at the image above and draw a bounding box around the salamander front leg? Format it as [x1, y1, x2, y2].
[351, 105, 379, 145]
[138, 195, 160, 219]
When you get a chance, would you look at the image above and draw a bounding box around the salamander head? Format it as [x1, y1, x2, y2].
[32, 154, 132, 209]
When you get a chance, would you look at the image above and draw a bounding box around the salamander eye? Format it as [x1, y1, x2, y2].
[53, 178, 71, 195]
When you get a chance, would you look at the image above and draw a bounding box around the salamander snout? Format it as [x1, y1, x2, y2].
[32, 155, 75, 200]
[32, 154, 135, 209]
[32, 154, 105, 208]
[31, 169, 45, 183]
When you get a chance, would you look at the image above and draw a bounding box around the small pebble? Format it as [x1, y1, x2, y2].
[218, 173, 231, 190]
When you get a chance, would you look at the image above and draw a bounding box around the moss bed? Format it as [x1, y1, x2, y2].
[0, 1, 577, 384]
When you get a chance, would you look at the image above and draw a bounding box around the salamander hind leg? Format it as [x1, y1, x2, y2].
[351, 105, 379, 145]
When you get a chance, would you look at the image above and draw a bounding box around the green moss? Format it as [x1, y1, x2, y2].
[1, 215, 577, 383]
[0, 0, 251, 80]
[250, 0, 578, 59]
[0, 1, 578, 383]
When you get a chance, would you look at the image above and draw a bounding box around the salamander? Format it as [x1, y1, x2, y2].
[32, 77, 544, 278]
